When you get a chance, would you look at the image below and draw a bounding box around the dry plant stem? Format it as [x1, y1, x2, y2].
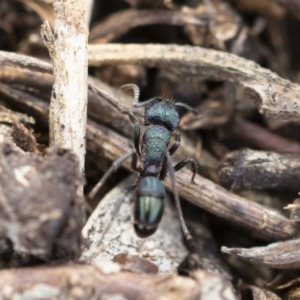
[41, 0, 88, 173]
[89, 9, 209, 43]
[0, 82, 49, 125]
[86, 0, 94, 25]
[219, 149, 300, 192]
[221, 238, 300, 269]
[0, 51, 296, 239]
[0, 55, 210, 171]
[226, 117, 300, 154]
[88, 44, 300, 125]
[0, 65, 53, 94]
[0, 264, 235, 300]
[87, 121, 296, 240]
[0, 79, 295, 241]
[0, 51, 52, 72]
[87, 80, 217, 171]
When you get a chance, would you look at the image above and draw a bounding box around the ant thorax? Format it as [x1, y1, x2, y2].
[141, 125, 171, 177]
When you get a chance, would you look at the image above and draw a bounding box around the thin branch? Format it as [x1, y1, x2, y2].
[41, 0, 88, 173]
[88, 44, 300, 126]
[222, 239, 300, 269]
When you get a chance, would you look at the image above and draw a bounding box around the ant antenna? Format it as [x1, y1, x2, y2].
[166, 152, 192, 241]
[121, 84, 161, 109]
[120, 84, 140, 107]
[175, 102, 198, 115]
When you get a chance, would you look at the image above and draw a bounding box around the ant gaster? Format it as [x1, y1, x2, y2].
[89, 84, 198, 240]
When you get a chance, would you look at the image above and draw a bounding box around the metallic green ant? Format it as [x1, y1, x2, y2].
[90, 84, 198, 240]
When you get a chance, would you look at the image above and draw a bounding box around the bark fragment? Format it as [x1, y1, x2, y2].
[219, 149, 300, 192]
[222, 239, 300, 269]
[88, 43, 300, 125]
[0, 137, 84, 261]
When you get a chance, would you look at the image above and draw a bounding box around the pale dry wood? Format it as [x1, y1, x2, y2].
[81, 176, 189, 274]
[0, 263, 204, 300]
[0, 264, 236, 300]
[88, 44, 300, 125]
[288, 287, 300, 300]
[0, 50, 52, 72]
[191, 270, 237, 300]
[221, 238, 300, 269]
[41, 0, 88, 173]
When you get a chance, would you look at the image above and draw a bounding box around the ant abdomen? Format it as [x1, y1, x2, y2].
[134, 176, 166, 238]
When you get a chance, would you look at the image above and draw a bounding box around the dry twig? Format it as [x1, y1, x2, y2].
[0, 50, 296, 240]
[0, 264, 236, 300]
[41, 0, 88, 173]
[222, 238, 300, 269]
[219, 149, 300, 192]
[88, 44, 300, 126]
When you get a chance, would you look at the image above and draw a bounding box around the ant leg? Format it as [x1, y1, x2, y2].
[174, 158, 198, 184]
[130, 152, 143, 188]
[159, 157, 168, 180]
[166, 152, 192, 242]
[131, 152, 142, 173]
[160, 132, 181, 180]
[169, 132, 181, 156]
[88, 150, 135, 199]
[127, 113, 142, 156]
[175, 102, 198, 114]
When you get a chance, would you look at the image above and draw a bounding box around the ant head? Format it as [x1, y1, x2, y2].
[144, 98, 180, 132]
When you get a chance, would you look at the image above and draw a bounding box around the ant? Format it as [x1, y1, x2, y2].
[89, 84, 198, 240]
